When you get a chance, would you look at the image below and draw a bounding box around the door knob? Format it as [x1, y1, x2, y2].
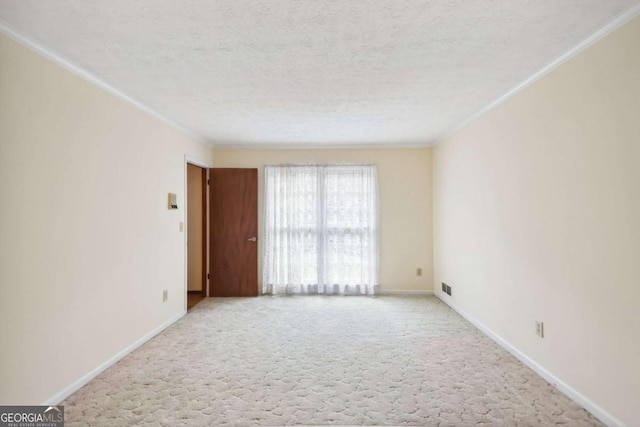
[248, 237, 257, 242]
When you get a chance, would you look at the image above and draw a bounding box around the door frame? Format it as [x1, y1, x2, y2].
[184, 155, 210, 309]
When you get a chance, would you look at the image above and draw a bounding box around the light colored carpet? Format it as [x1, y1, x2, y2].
[64, 296, 602, 426]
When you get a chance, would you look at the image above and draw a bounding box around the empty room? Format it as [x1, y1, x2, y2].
[1, 1, 638, 426]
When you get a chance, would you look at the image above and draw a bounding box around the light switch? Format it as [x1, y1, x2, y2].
[179, 222, 184, 232]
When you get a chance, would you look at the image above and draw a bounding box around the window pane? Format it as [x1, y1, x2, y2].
[263, 165, 378, 294]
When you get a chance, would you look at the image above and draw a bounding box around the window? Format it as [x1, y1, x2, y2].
[263, 165, 378, 295]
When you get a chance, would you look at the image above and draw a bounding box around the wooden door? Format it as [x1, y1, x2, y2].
[209, 168, 258, 296]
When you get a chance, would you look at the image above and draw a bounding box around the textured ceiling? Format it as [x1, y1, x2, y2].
[0, 1, 638, 147]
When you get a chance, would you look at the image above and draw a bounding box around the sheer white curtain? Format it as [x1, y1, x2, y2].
[263, 165, 379, 295]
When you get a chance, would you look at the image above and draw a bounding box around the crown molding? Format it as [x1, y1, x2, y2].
[433, 3, 640, 145]
[4, 3, 638, 151]
[0, 20, 212, 147]
[0, 19, 429, 151]
[211, 141, 432, 150]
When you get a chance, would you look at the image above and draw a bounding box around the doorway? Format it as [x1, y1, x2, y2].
[187, 163, 207, 310]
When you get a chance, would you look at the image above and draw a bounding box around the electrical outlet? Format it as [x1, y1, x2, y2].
[163, 289, 168, 302]
[416, 268, 422, 277]
[536, 321, 544, 338]
[442, 282, 447, 292]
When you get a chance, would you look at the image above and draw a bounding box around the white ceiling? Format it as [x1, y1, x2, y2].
[1, 1, 638, 147]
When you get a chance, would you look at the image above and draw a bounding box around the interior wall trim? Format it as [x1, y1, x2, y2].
[43, 310, 186, 405]
[435, 293, 622, 427]
[434, 3, 640, 145]
[0, 20, 210, 147]
[378, 290, 434, 296]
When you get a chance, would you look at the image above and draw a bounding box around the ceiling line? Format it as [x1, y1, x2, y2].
[432, 2, 640, 146]
[2, 4, 639, 150]
[210, 141, 432, 149]
[0, 19, 212, 147]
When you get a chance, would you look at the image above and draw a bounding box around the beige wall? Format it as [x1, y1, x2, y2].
[187, 164, 204, 292]
[0, 34, 212, 404]
[213, 148, 433, 292]
[433, 16, 640, 425]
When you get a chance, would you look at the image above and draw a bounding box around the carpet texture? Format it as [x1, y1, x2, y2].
[64, 296, 602, 426]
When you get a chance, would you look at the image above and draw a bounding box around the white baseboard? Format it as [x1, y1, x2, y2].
[43, 310, 186, 405]
[434, 293, 622, 427]
[379, 289, 434, 296]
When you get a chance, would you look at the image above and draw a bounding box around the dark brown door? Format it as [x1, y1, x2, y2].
[209, 168, 258, 296]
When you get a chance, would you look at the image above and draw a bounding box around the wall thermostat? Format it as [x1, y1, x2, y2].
[168, 193, 178, 209]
